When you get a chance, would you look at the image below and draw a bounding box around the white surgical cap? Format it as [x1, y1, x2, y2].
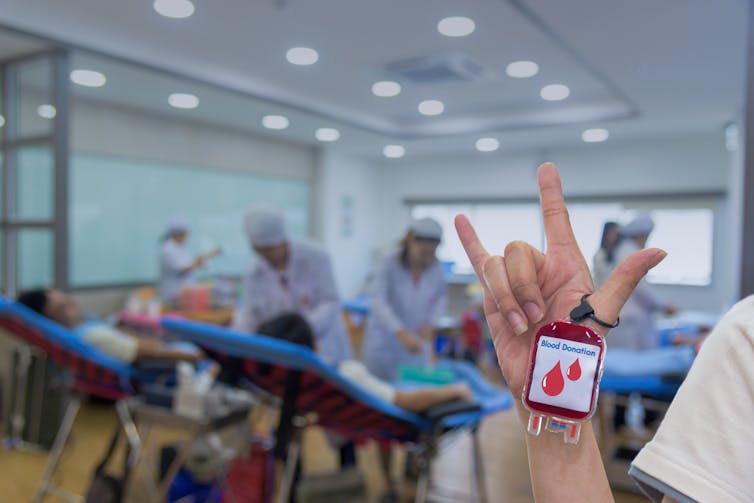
[622, 214, 655, 237]
[409, 217, 443, 241]
[244, 207, 288, 247]
[166, 217, 190, 236]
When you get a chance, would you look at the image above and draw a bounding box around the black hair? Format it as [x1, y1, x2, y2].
[399, 231, 440, 269]
[17, 289, 49, 316]
[257, 312, 315, 349]
[600, 221, 621, 263]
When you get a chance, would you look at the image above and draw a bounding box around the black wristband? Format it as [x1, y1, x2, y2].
[569, 294, 620, 329]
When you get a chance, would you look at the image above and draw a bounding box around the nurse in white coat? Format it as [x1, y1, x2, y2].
[607, 214, 677, 350]
[363, 218, 448, 382]
[232, 207, 353, 365]
[158, 219, 219, 305]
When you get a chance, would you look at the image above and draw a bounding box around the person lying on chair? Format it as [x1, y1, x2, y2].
[17, 289, 202, 364]
[257, 312, 472, 413]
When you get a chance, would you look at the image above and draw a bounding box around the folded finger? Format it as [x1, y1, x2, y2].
[483, 255, 528, 335]
[503, 240, 546, 324]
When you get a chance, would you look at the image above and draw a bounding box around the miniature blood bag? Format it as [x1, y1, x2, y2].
[522, 321, 605, 444]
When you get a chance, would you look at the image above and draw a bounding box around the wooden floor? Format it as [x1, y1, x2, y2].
[0, 399, 648, 502]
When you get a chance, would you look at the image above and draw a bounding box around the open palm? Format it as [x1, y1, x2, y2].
[455, 163, 666, 397]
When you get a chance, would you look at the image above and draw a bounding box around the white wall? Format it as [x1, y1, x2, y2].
[72, 99, 315, 181]
[374, 134, 734, 310]
[314, 149, 379, 299]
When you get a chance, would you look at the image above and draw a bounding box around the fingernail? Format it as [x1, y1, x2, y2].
[524, 302, 543, 323]
[508, 312, 528, 335]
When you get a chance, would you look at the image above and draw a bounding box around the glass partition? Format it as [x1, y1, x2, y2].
[0, 51, 68, 295]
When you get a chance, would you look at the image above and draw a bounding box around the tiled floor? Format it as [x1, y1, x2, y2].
[0, 400, 647, 502]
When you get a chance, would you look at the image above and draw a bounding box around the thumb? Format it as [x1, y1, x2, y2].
[588, 248, 667, 327]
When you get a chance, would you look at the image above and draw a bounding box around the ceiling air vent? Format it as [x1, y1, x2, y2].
[385, 51, 486, 84]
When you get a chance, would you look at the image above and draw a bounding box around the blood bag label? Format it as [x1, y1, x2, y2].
[527, 335, 599, 413]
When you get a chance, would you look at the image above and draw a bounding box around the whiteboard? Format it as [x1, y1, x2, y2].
[70, 153, 310, 286]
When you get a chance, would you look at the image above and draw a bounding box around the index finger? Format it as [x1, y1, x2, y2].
[537, 162, 577, 249]
[454, 214, 489, 277]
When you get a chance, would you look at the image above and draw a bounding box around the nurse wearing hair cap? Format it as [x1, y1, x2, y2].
[158, 218, 221, 304]
[607, 213, 677, 350]
[232, 207, 353, 365]
[363, 217, 448, 381]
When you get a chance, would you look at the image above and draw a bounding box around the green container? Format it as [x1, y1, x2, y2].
[398, 365, 455, 385]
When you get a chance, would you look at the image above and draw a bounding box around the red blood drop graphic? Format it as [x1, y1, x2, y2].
[567, 358, 582, 381]
[542, 361, 565, 396]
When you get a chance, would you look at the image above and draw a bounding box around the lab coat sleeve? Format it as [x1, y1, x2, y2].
[631, 277, 668, 312]
[427, 269, 448, 327]
[162, 244, 194, 275]
[231, 272, 259, 334]
[368, 259, 405, 334]
[302, 251, 342, 336]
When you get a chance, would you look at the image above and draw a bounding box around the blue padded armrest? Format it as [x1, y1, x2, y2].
[0, 297, 133, 383]
[430, 359, 513, 428]
[600, 375, 681, 399]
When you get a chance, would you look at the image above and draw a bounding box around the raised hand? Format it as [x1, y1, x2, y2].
[455, 163, 667, 397]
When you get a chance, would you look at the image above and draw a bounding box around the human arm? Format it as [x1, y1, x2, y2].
[301, 249, 342, 335]
[134, 338, 203, 362]
[628, 296, 754, 502]
[393, 383, 471, 412]
[417, 269, 449, 342]
[631, 276, 676, 314]
[177, 256, 205, 275]
[396, 328, 424, 353]
[427, 268, 448, 328]
[338, 360, 471, 412]
[83, 324, 202, 363]
[455, 163, 667, 503]
[368, 257, 423, 352]
[367, 257, 406, 333]
[231, 271, 259, 334]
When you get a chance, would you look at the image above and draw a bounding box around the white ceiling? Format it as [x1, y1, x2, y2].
[0, 0, 747, 160]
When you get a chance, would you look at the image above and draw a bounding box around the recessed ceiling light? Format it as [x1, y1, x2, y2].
[262, 115, 290, 130]
[286, 47, 319, 66]
[582, 128, 609, 143]
[0, 115, 5, 128]
[475, 137, 500, 152]
[383, 145, 405, 159]
[437, 16, 475, 37]
[372, 81, 401, 97]
[168, 93, 199, 109]
[540, 84, 570, 101]
[315, 127, 340, 142]
[418, 100, 444, 116]
[153, 0, 195, 18]
[70, 69, 107, 87]
[37, 104, 56, 119]
[506, 61, 539, 79]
